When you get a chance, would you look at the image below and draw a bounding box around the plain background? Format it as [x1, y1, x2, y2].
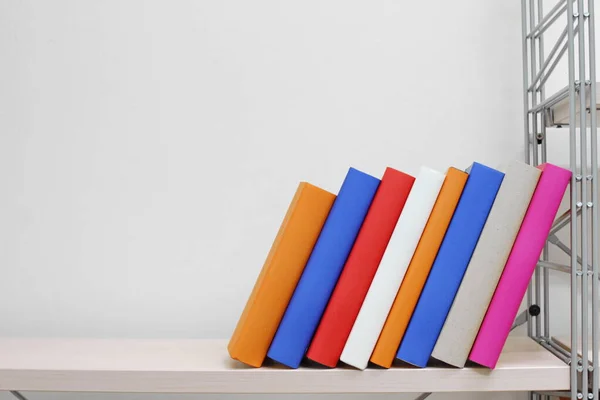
[0, 0, 594, 399]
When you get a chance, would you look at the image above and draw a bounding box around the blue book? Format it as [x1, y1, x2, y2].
[267, 167, 380, 368]
[396, 162, 504, 368]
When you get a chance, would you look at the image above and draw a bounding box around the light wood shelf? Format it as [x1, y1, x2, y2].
[0, 336, 568, 393]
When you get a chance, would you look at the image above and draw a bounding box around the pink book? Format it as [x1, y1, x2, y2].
[468, 163, 571, 368]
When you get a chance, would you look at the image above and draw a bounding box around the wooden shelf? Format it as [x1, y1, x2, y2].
[0, 336, 568, 393]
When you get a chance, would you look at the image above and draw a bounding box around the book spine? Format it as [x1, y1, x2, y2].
[227, 182, 336, 367]
[267, 168, 380, 368]
[339, 167, 445, 370]
[370, 167, 468, 368]
[396, 162, 504, 368]
[469, 163, 571, 368]
[431, 161, 541, 368]
[306, 167, 415, 367]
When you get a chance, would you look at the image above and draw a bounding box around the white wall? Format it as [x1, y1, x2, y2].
[0, 0, 575, 399]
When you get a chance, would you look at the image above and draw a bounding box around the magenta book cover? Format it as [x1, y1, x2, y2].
[468, 163, 571, 368]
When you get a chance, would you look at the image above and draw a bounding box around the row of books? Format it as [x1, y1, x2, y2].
[228, 161, 571, 370]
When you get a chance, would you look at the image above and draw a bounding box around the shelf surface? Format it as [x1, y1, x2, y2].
[0, 336, 568, 393]
[548, 82, 600, 126]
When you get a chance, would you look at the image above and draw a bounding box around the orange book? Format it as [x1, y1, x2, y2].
[228, 182, 335, 367]
[370, 167, 468, 368]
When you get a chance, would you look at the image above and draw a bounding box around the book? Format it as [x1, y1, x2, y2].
[339, 166, 445, 370]
[227, 182, 336, 367]
[369, 167, 468, 368]
[431, 160, 541, 368]
[469, 163, 571, 368]
[396, 162, 504, 368]
[267, 168, 380, 368]
[306, 167, 415, 367]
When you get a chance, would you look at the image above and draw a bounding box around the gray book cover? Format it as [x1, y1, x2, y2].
[431, 160, 541, 368]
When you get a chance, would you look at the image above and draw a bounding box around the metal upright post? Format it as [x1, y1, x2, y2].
[523, 0, 531, 169]
[530, 0, 545, 342]
[530, 0, 542, 341]
[530, 0, 539, 170]
[566, 1, 580, 399]
[541, 115, 550, 339]
[523, 0, 535, 340]
[586, 0, 598, 397]
[537, 0, 550, 346]
[576, 1, 589, 399]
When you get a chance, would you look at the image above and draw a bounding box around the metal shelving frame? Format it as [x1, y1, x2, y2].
[522, 1, 598, 400]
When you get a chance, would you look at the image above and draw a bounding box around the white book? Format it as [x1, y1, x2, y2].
[339, 167, 445, 370]
[431, 160, 541, 368]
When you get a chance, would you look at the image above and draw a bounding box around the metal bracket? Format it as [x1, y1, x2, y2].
[536, 132, 545, 144]
[549, 207, 581, 237]
[548, 234, 594, 271]
[10, 392, 30, 400]
[512, 310, 528, 331]
[538, 260, 571, 273]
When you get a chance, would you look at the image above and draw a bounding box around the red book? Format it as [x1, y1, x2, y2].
[306, 167, 415, 367]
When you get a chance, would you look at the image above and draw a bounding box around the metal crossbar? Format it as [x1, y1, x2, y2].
[527, 0, 568, 38]
[10, 392, 29, 400]
[414, 393, 432, 400]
